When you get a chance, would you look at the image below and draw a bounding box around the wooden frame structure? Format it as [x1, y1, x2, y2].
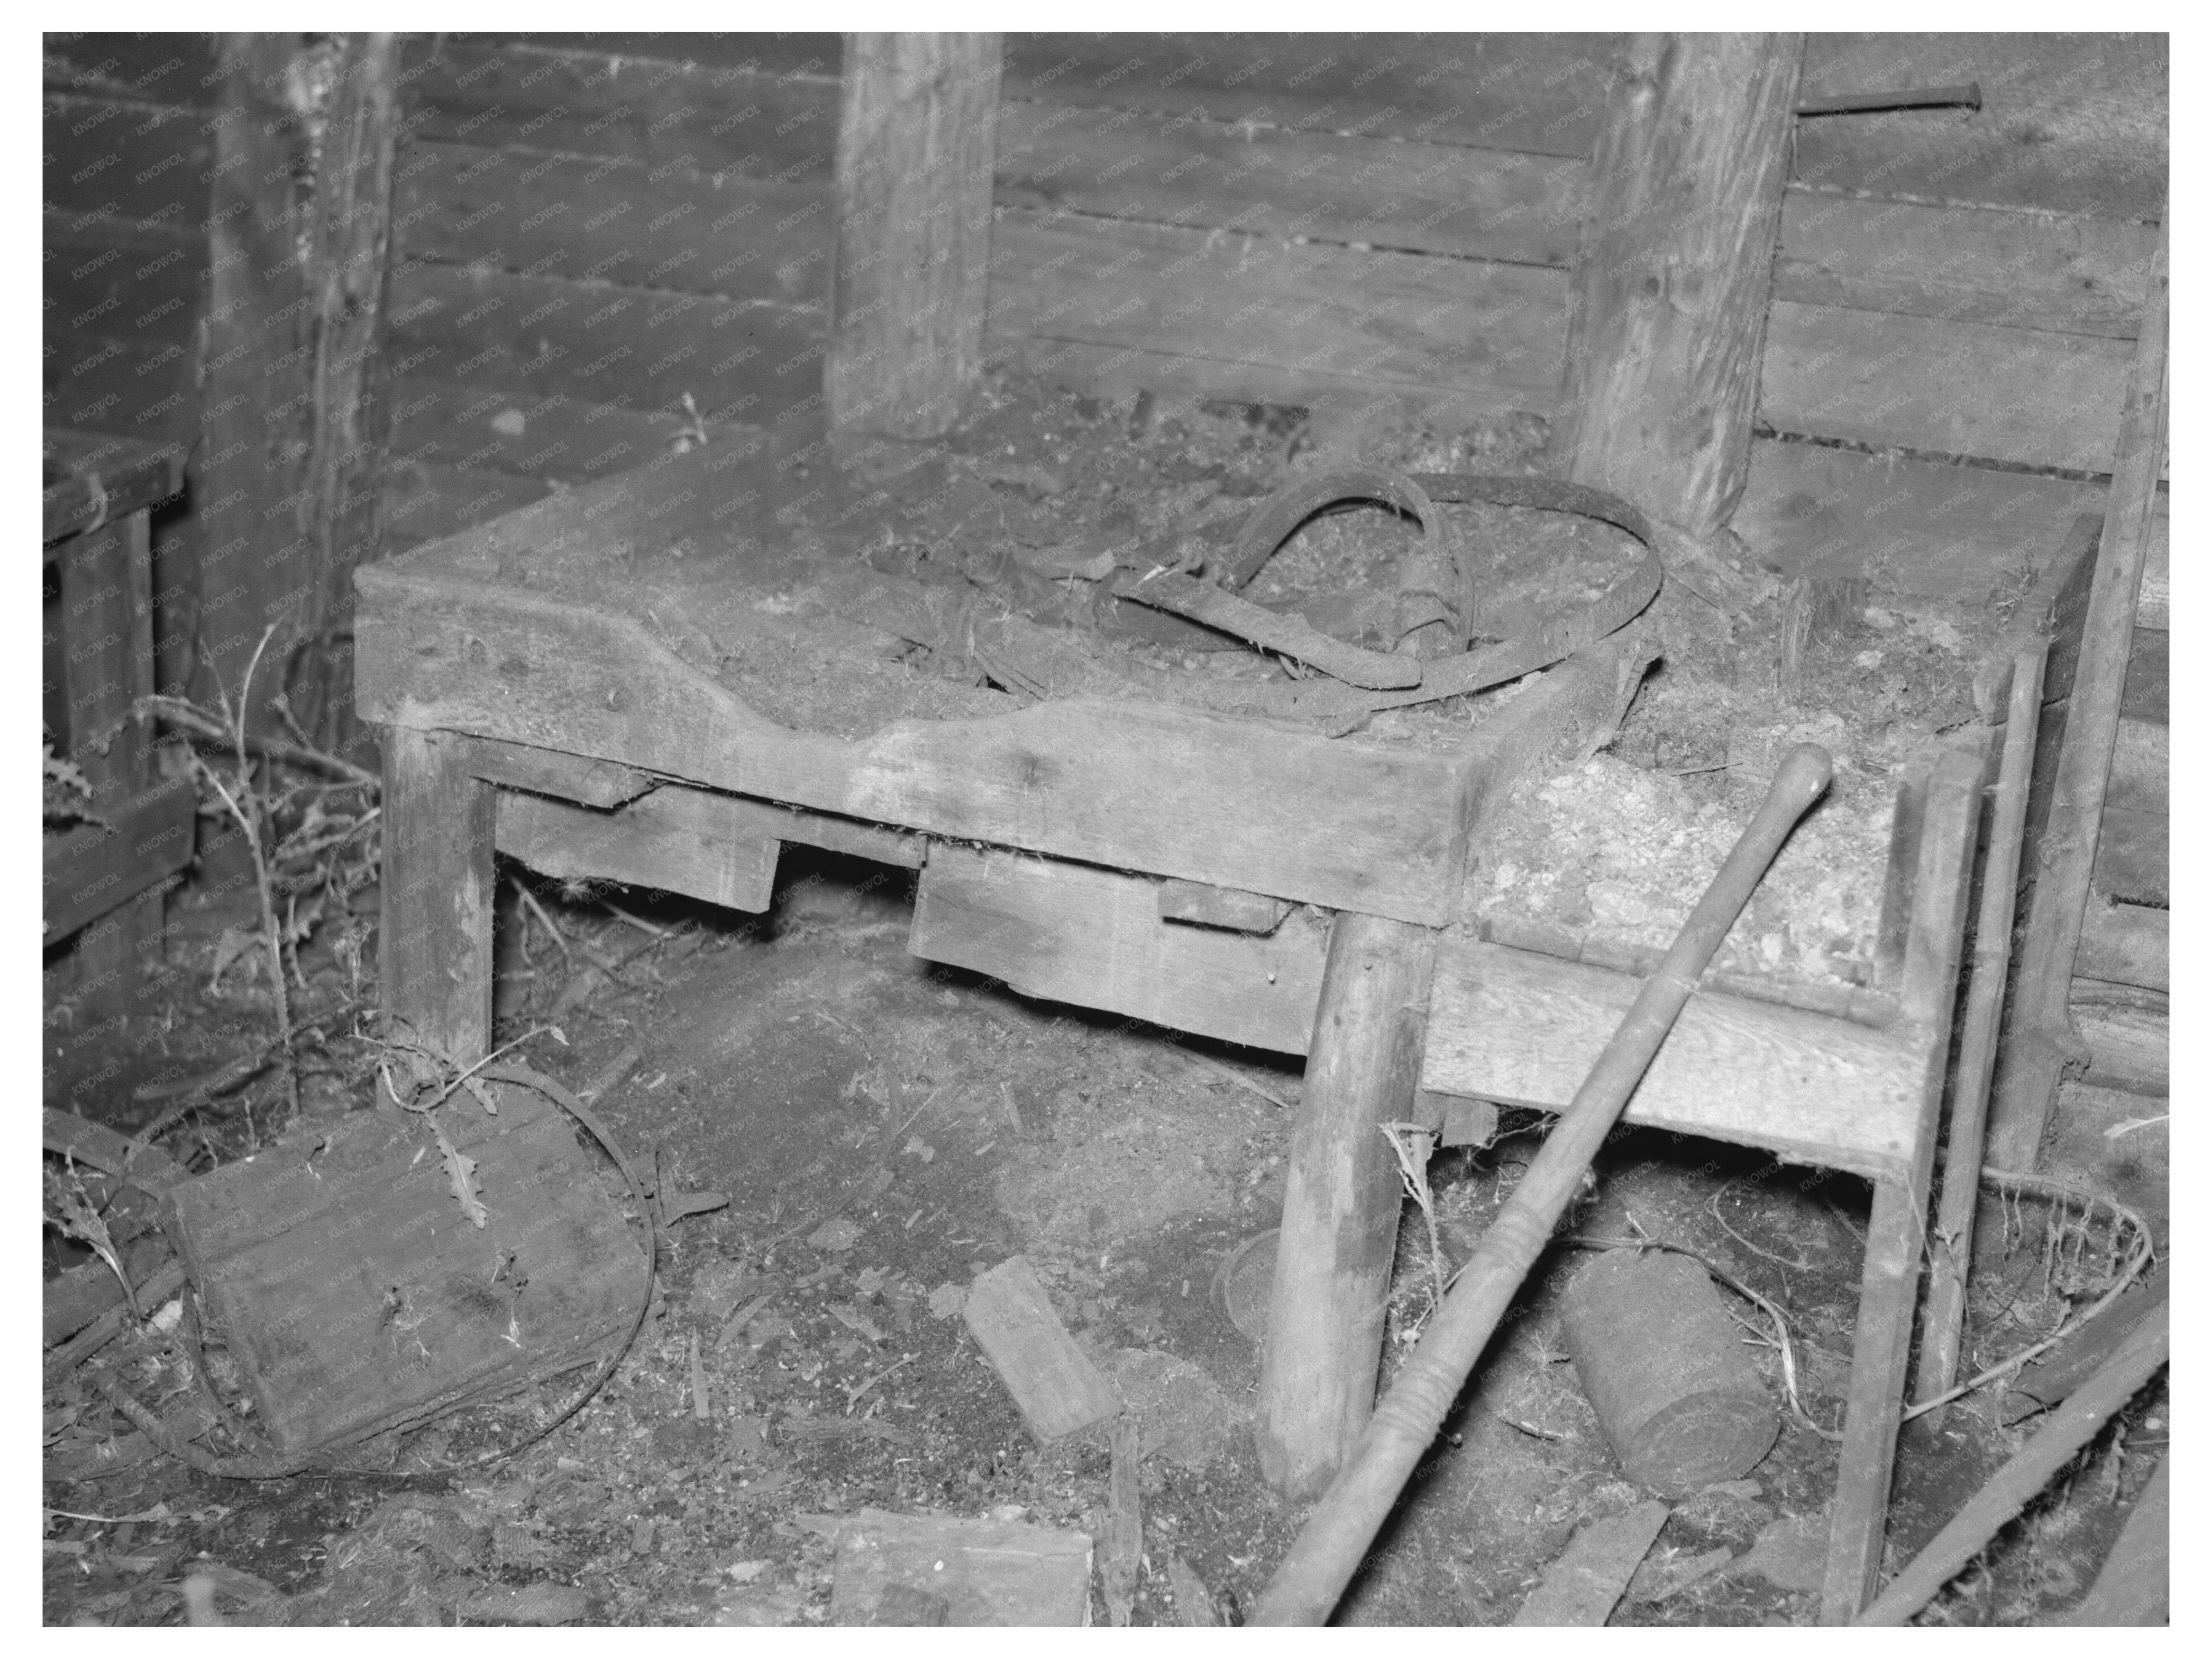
[357, 31, 1996, 1622]
[43, 430, 195, 1007]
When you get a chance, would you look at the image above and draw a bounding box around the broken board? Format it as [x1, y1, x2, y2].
[823, 1507, 1094, 1626]
[162, 1085, 646, 1455]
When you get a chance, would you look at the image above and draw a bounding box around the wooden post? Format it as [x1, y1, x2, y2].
[378, 727, 496, 1065]
[298, 33, 401, 756]
[1256, 910, 1434, 1499]
[1820, 743, 1983, 1625]
[1985, 221, 2168, 1174]
[826, 33, 1002, 449]
[199, 33, 399, 742]
[1558, 33, 1802, 545]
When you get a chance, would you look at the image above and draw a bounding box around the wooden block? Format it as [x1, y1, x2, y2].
[1437, 1094, 1499, 1151]
[914, 846, 1326, 1053]
[824, 1507, 1093, 1627]
[959, 1255, 1121, 1445]
[1424, 938, 1924, 1182]
[1511, 1500, 1671, 1626]
[498, 786, 780, 914]
[161, 1084, 647, 1455]
[449, 733, 656, 808]
[2093, 807, 2167, 909]
[2076, 897, 2167, 993]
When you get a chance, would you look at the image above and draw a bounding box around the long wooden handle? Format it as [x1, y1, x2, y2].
[1255, 743, 1833, 1626]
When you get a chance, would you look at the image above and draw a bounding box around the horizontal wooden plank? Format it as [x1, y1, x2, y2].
[997, 333, 1451, 431]
[44, 34, 215, 108]
[355, 570, 1475, 926]
[2093, 810, 2166, 910]
[2076, 897, 2166, 993]
[398, 36, 838, 184]
[389, 374, 719, 483]
[383, 458, 557, 544]
[1775, 191, 2154, 339]
[1794, 33, 2166, 222]
[1421, 937, 1925, 1181]
[498, 785, 781, 913]
[394, 139, 828, 307]
[2072, 996, 2167, 1096]
[41, 329, 196, 441]
[388, 258, 823, 423]
[1762, 299, 2146, 475]
[988, 210, 1565, 411]
[455, 33, 840, 78]
[42, 773, 195, 941]
[43, 93, 218, 224]
[1002, 33, 1620, 159]
[2107, 717, 2166, 814]
[913, 844, 1328, 1054]
[997, 103, 1586, 268]
[1737, 437, 2169, 618]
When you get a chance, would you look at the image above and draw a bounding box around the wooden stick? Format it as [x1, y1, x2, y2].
[1854, 1298, 2167, 1626]
[1986, 220, 2167, 1172]
[1254, 744, 1833, 1625]
[1912, 649, 2046, 1427]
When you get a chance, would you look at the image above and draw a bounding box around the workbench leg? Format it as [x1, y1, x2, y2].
[1822, 743, 1984, 1624]
[1257, 911, 1434, 1499]
[379, 726, 497, 1066]
[1821, 1176, 1929, 1624]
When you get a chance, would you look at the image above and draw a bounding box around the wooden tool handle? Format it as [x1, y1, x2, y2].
[1255, 743, 1832, 1626]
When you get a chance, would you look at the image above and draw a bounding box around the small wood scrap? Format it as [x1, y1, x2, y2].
[1157, 877, 1293, 934]
[1625, 1544, 1734, 1604]
[1165, 1553, 1225, 1626]
[1855, 1298, 2167, 1625]
[960, 1255, 1123, 1444]
[2060, 1453, 2167, 1626]
[1437, 1093, 1500, 1150]
[1510, 1499, 1671, 1626]
[1103, 1416, 1143, 1627]
[816, 1507, 1094, 1627]
[159, 1081, 648, 1457]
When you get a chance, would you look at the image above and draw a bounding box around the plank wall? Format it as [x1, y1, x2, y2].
[46, 34, 2169, 610]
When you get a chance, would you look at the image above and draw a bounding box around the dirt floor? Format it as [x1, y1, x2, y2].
[42, 374, 2166, 1627]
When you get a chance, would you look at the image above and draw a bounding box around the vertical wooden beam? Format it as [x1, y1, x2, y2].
[298, 33, 401, 757]
[1985, 221, 2168, 1174]
[1558, 33, 1802, 543]
[199, 33, 399, 744]
[199, 33, 312, 718]
[1820, 743, 1983, 1625]
[1256, 911, 1432, 1499]
[379, 727, 496, 1066]
[826, 33, 1002, 449]
[58, 509, 163, 1008]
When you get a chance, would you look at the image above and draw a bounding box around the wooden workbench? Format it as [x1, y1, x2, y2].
[356, 420, 1980, 1623]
